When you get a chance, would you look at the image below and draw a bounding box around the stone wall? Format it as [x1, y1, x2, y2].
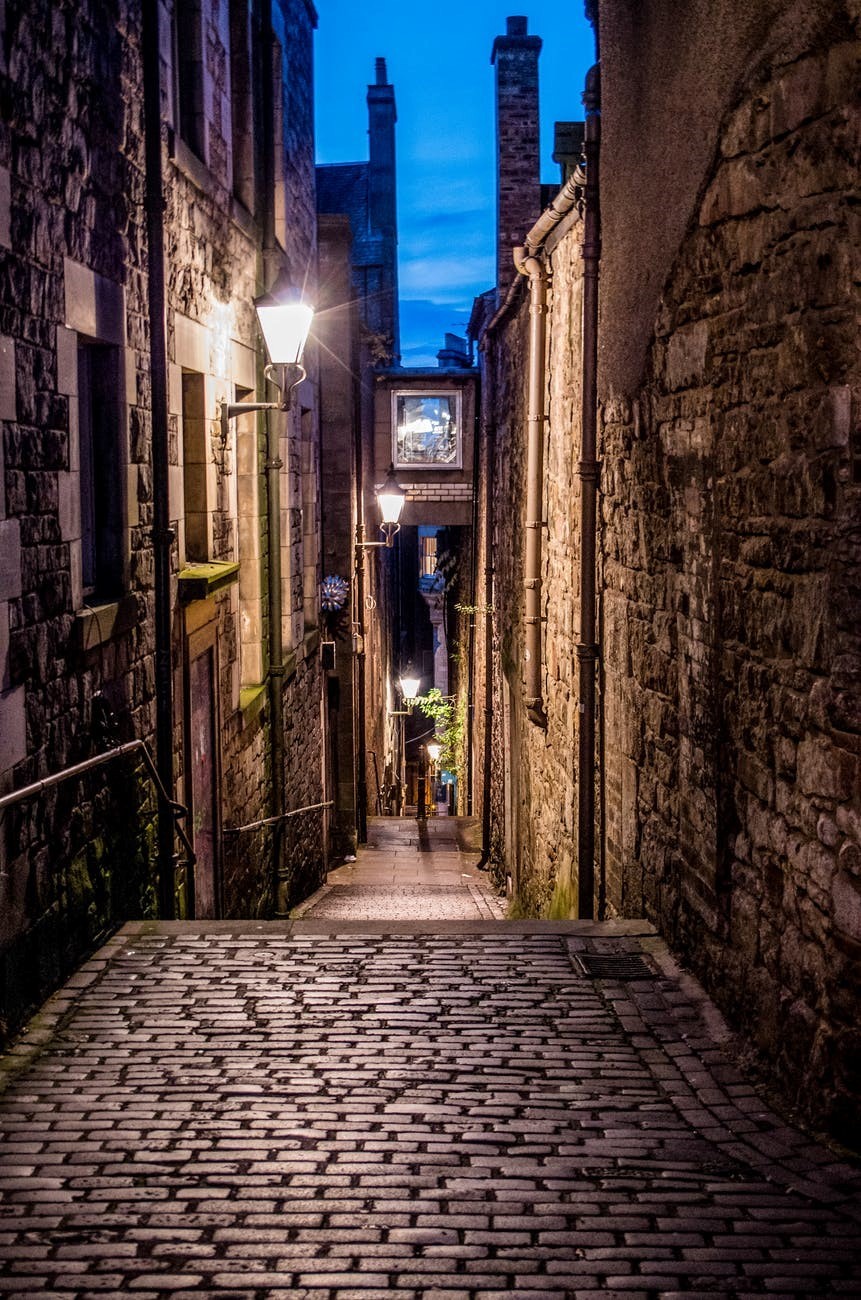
[599, 13, 861, 1136]
[0, 0, 327, 1036]
[477, 211, 585, 912]
[0, 0, 158, 1036]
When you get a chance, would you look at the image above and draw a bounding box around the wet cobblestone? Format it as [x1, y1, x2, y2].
[0, 822, 859, 1295]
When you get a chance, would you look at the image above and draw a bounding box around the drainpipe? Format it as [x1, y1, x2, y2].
[353, 361, 368, 844]
[576, 64, 601, 919]
[514, 250, 548, 728]
[466, 392, 481, 816]
[142, 0, 176, 918]
[477, 366, 495, 870]
[514, 171, 583, 730]
[258, 0, 288, 910]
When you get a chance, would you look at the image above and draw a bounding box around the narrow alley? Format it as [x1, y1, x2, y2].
[1, 824, 860, 1297]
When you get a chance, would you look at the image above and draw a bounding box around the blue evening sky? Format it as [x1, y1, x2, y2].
[314, 2, 595, 366]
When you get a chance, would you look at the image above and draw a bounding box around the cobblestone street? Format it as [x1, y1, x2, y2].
[0, 822, 859, 1297]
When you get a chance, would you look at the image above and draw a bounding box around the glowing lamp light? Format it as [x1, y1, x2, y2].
[376, 462, 406, 527]
[253, 275, 314, 367]
[426, 741, 442, 762]
[398, 672, 421, 701]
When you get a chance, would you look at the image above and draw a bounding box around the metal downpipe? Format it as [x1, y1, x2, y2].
[515, 251, 548, 729]
[142, 0, 176, 918]
[576, 64, 601, 919]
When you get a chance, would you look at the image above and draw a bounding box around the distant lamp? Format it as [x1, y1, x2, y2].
[426, 740, 441, 763]
[219, 272, 314, 442]
[376, 463, 407, 529]
[356, 462, 407, 552]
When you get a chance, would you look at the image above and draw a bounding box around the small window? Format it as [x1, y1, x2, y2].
[393, 390, 462, 469]
[79, 340, 123, 600]
[174, 0, 205, 159]
[182, 370, 209, 561]
[420, 532, 438, 578]
[229, 0, 255, 210]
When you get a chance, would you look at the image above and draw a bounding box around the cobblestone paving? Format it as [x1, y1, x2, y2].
[0, 923, 859, 1298]
[294, 818, 506, 922]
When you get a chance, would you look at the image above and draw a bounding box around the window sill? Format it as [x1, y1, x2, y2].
[75, 594, 140, 651]
[178, 561, 240, 603]
[239, 683, 267, 723]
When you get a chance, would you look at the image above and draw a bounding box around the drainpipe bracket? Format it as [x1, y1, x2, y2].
[575, 642, 600, 663]
[577, 459, 602, 483]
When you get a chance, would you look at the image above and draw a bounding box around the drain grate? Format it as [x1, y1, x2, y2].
[574, 952, 655, 980]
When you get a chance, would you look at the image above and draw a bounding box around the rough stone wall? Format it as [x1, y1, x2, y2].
[0, 0, 158, 1036]
[599, 16, 861, 1135]
[478, 215, 585, 913]
[0, 0, 326, 1035]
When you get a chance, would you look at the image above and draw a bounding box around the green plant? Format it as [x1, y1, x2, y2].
[414, 687, 464, 775]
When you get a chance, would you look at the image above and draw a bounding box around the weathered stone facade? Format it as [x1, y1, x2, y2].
[475, 1, 861, 1135]
[0, 0, 328, 1036]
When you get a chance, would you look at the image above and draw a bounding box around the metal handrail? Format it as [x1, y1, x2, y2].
[223, 799, 334, 836]
[0, 739, 196, 869]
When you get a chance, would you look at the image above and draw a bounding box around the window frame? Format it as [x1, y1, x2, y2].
[391, 388, 463, 470]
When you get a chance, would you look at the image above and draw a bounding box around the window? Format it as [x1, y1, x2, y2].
[174, 0, 205, 159]
[78, 340, 123, 600]
[182, 370, 209, 561]
[420, 531, 438, 578]
[229, 0, 255, 210]
[393, 390, 462, 468]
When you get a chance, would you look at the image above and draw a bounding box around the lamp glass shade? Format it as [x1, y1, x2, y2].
[398, 673, 421, 700]
[376, 463, 406, 525]
[426, 741, 441, 762]
[254, 297, 314, 366]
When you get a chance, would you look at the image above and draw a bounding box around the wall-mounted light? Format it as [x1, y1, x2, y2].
[426, 740, 441, 763]
[398, 671, 421, 702]
[219, 271, 314, 442]
[356, 463, 406, 553]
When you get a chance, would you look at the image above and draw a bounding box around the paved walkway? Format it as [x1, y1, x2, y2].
[0, 827, 860, 1297]
[293, 818, 506, 922]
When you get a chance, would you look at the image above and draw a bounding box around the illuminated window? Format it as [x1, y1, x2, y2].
[392, 390, 462, 469]
[420, 532, 438, 578]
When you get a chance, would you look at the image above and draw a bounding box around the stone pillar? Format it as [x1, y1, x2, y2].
[492, 16, 542, 295]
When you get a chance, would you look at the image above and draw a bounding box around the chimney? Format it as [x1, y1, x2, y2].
[491, 16, 542, 295]
[367, 57, 400, 360]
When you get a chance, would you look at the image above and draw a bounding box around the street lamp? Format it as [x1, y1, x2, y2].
[219, 271, 314, 441]
[356, 463, 407, 552]
[397, 670, 421, 703]
[426, 740, 441, 763]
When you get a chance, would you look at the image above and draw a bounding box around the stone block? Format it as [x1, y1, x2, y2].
[55, 325, 78, 397]
[174, 312, 208, 372]
[64, 258, 125, 345]
[796, 736, 854, 801]
[0, 601, 9, 691]
[57, 470, 81, 541]
[0, 685, 26, 774]
[0, 519, 21, 600]
[0, 335, 14, 425]
[832, 870, 861, 941]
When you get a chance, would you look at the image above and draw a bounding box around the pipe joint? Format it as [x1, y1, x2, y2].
[524, 615, 543, 626]
[524, 578, 540, 590]
[577, 459, 602, 483]
[575, 642, 600, 663]
[264, 457, 283, 471]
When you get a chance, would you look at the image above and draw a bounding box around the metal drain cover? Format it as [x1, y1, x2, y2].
[574, 952, 655, 980]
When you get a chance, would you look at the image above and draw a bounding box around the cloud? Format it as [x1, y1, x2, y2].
[400, 297, 476, 366]
[399, 253, 492, 300]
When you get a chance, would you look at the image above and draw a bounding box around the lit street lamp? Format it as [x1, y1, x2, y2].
[219, 271, 314, 441]
[355, 463, 407, 552]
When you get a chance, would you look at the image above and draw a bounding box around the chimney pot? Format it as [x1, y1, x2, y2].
[507, 16, 528, 35]
[375, 57, 387, 85]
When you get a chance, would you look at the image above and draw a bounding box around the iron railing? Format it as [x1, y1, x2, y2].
[0, 739, 196, 871]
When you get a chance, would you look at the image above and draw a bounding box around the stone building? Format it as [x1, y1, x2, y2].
[316, 59, 401, 847]
[0, 0, 327, 1037]
[473, 3, 861, 1136]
